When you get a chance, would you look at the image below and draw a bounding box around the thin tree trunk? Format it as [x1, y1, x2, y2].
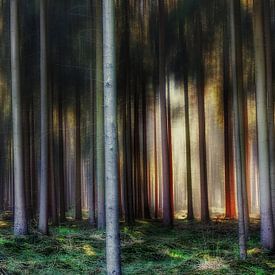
[183, 69, 194, 220]
[96, 0, 105, 229]
[59, 89, 66, 222]
[88, 61, 96, 225]
[263, 0, 275, 231]
[253, 0, 275, 251]
[229, 0, 248, 259]
[159, 0, 172, 227]
[75, 90, 82, 220]
[103, 0, 121, 273]
[39, 0, 49, 234]
[195, 12, 210, 222]
[10, 0, 28, 236]
[223, 20, 236, 219]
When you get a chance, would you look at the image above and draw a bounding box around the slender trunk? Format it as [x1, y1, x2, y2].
[10, 0, 28, 236]
[75, 90, 82, 220]
[39, 0, 49, 234]
[263, 0, 275, 231]
[196, 14, 210, 222]
[253, 0, 275, 251]
[49, 90, 58, 225]
[223, 21, 236, 219]
[183, 70, 194, 220]
[103, 0, 121, 273]
[159, 0, 172, 227]
[88, 61, 96, 225]
[229, 0, 248, 259]
[154, 89, 159, 219]
[59, 89, 66, 222]
[96, 0, 105, 229]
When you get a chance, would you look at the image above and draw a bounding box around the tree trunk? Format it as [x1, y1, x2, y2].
[253, 0, 275, 251]
[96, 0, 105, 229]
[75, 90, 82, 220]
[229, 0, 248, 259]
[223, 20, 236, 219]
[88, 61, 96, 226]
[183, 69, 194, 220]
[39, 0, 49, 235]
[10, 0, 28, 236]
[58, 89, 66, 222]
[196, 13, 210, 222]
[263, 0, 275, 232]
[103, 0, 121, 273]
[159, 0, 172, 227]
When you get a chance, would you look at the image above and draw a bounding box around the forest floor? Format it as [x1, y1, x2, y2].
[0, 216, 274, 274]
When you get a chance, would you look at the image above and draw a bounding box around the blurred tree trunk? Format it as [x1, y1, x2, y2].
[159, 0, 173, 227]
[103, 0, 121, 273]
[88, 60, 96, 226]
[183, 67, 194, 220]
[75, 89, 82, 220]
[223, 19, 236, 219]
[253, 0, 275, 251]
[96, 0, 105, 229]
[58, 88, 66, 222]
[229, 0, 249, 259]
[10, 0, 28, 236]
[121, 0, 134, 225]
[196, 13, 209, 222]
[263, 0, 275, 231]
[39, 0, 49, 234]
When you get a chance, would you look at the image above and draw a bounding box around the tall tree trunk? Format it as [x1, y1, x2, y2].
[75, 90, 82, 220]
[103, 0, 121, 273]
[10, 0, 28, 236]
[263, 0, 275, 231]
[39, 0, 49, 234]
[223, 20, 236, 219]
[159, 0, 172, 227]
[196, 13, 210, 222]
[96, 0, 105, 229]
[88, 61, 96, 226]
[154, 89, 159, 219]
[120, 0, 134, 225]
[229, 0, 248, 259]
[58, 89, 66, 222]
[183, 69, 194, 220]
[253, 0, 275, 251]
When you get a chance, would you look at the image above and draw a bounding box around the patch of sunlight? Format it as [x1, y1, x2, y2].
[0, 221, 9, 228]
[166, 249, 189, 260]
[83, 244, 96, 256]
[266, 261, 275, 269]
[247, 248, 262, 256]
[0, 237, 10, 244]
[137, 220, 150, 224]
[197, 257, 227, 271]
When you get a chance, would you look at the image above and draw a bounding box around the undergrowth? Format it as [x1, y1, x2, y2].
[0, 218, 273, 274]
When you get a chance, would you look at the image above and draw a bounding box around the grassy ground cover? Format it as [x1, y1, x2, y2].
[0, 217, 274, 274]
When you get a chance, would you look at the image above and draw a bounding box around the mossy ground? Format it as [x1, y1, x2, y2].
[0, 217, 274, 274]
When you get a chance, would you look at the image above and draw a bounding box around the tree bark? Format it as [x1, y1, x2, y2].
[103, 0, 121, 273]
[38, 0, 49, 234]
[75, 90, 82, 220]
[223, 19, 236, 219]
[183, 69, 194, 220]
[263, 0, 275, 232]
[159, 0, 173, 227]
[96, 0, 105, 229]
[229, 0, 248, 259]
[10, 0, 28, 236]
[253, 0, 275, 251]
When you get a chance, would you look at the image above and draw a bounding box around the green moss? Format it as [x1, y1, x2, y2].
[0, 220, 273, 274]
